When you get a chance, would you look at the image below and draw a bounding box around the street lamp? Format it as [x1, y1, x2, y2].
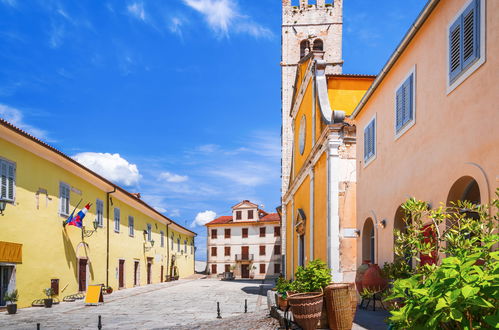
[0, 199, 7, 216]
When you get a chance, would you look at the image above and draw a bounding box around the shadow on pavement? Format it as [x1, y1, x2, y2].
[354, 308, 391, 330]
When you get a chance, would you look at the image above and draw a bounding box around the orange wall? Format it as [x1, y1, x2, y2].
[355, 0, 499, 267]
[313, 152, 328, 262]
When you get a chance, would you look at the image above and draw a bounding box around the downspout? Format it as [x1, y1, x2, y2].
[166, 223, 170, 279]
[106, 186, 116, 287]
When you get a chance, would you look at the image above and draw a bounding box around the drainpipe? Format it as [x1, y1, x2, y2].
[106, 187, 116, 287]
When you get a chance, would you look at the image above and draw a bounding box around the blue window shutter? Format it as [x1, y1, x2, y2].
[404, 75, 413, 123]
[462, 0, 479, 68]
[449, 18, 462, 81]
[396, 86, 403, 131]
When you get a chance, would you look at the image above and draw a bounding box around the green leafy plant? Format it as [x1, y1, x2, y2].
[3, 289, 18, 304]
[275, 277, 292, 298]
[381, 258, 412, 281]
[386, 191, 499, 329]
[291, 259, 332, 293]
[43, 288, 55, 298]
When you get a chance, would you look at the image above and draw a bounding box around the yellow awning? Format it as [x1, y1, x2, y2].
[0, 241, 22, 263]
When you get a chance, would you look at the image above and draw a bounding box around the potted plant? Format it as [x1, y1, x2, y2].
[249, 264, 256, 279]
[288, 260, 331, 330]
[274, 278, 292, 311]
[173, 266, 179, 280]
[43, 288, 55, 308]
[3, 289, 18, 314]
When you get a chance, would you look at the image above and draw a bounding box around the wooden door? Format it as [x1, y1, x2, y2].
[78, 259, 87, 292]
[241, 264, 250, 278]
[118, 260, 125, 288]
[147, 258, 152, 284]
[134, 261, 139, 286]
[242, 246, 249, 259]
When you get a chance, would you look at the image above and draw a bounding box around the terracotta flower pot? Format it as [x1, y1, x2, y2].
[276, 293, 289, 311]
[361, 264, 388, 293]
[355, 260, 370, 294]
[288, 292, 323, 330]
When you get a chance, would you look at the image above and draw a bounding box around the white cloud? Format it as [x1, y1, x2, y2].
[183, 0, 272, 39]
[0, 104, 50, 140]
[154, 206, 167, 213]
[127, 2, 146, 21]
[209, 161, 270, 187]
[72, 152, 141, 186]
[169, 17, 184, 37]
[159, 171, 189, 183]
[190, 210, 217, 228]
[169, 208, 181, 217]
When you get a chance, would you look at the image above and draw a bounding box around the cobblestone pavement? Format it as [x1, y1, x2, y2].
[0, 278, 276, 330]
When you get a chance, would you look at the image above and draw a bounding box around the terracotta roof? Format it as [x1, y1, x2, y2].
[0, 118, 196, 236]
[205, 213, 280, 226]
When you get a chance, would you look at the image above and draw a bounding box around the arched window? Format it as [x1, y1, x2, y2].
[362, 218, 375, 263]
[300, 40, 310, 58]
[313, 39, 323, 51]
[447, 176, 481, 206]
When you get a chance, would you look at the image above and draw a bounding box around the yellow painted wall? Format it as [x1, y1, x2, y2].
[293, 81, 314, 179]
[313, 152, 328, 262]
[285, 201, 293, 280]
[0, 137, 195, 308]
[288, 176, 310, 277]
[327, 77, 375, 116]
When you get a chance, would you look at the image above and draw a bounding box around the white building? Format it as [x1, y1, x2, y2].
[205, 201, 281, 279]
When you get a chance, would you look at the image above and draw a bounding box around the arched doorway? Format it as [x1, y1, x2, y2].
[362, 218, 375, 263]
[447, 176, 481, 205]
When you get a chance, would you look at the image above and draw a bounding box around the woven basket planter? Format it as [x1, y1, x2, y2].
[288, 292, 324, 330]
[324, 284, 357, 330]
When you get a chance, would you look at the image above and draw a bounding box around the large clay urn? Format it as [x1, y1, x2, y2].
[355, 260, 370, 294]
[361, 264, 388, 293]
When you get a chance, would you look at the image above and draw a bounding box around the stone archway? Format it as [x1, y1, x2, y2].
[362, 218, 375, 263]
[446, 176, 481, 206]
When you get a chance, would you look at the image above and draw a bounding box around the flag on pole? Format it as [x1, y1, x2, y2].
[66, 203, 91, 228]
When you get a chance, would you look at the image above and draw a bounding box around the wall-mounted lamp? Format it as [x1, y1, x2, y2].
[82, 219, 100, 238]
[378, 219, 387, 229]
[0, 199, 6, 216]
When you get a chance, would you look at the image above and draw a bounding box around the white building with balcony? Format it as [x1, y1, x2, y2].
[205, 200, 282, 279]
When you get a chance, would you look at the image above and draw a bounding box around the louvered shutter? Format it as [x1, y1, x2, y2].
[364, 128, 368, 161]
[1, 161, 7, 199]
[60, 183, 70, 215]
[462, 0, 479, 68]
[114, 208, 120, 232]
[7, 163, 15, 201]
[396, 87, 403, 131]
[404, 75, 413, 123]
[449, 19, 462, 81]
[370, 120, 376, 158]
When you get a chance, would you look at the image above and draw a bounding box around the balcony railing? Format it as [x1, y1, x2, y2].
[235, 254, 254, 261]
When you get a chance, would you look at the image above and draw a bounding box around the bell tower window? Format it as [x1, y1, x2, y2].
[300, 40, 311, 58]
[313, 39, 323, 51]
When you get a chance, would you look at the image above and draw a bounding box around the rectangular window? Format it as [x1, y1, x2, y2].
[259, 227, 266, 238]
[395, 72, 415, 134]
[160, 231, 164, 247]
[225, 264, 230, 272]
[274, 226, 281, 237]
[0, 158, 15, 202]
[259, 245, 266, 256]
[171, 235, 174, 250]
[225, 229, 231, 239]
[363, 117, 376, 164]
[96, 199, 104, 227]
[224, 246, 231, 256]
[184, 240, 187, 253]
[236, 211, 242, 220]
[191, 241, 194, 254]
[177, 238, 180, 252]
[211, 229, 217, 239]
[248, 210, 254, 219]
[259, 264, 266, 274]
[147, 223, 152, 241]
[59, 182, 71, 216]
[274, 245, 281, 255]
[274, 263, 281, 274]
[242, 228, 248, 238]
[128, 216, 134, 237]
[449, 0, 481, 83]
[114, 208, 120, 232]
[211, 246, 217, 257]
[211, 264, 217, 274]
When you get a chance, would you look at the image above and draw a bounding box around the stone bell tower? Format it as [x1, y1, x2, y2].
[281, 0, 343, 198]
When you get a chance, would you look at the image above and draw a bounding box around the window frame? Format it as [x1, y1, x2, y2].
[235, 210, 242, 220]
[363, 114, 377, 167]
[0, 157, 16, 203]
[447, 0, 486, 94]
[247, 210, 254, 219]
[274, 244, 281, 255]
[274, 263, 281, 274]
[128, 216, 134, 237]
[96, 199, 104, 227]
[259, 245, 266, 256]
[114, 208, 120, 233]
[211, 229, 217, 239]
[224, 228, 231, 239]
[211, 246, 217, 257]
[259, 227, 266, 238]
[274, 226, 281, 237]
[394, 66, 417, 139]
[224, 246, 231, 256]
[242, 228, 248, 238]
[160, 231, 165, 247]
[259, 263, 266, 274]
[59, 182, 71, 217]
[146, 223, 152, 241]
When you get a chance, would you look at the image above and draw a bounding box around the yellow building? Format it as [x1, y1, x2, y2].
[282, 52, 374, 282]
[0, 119, 196, 308]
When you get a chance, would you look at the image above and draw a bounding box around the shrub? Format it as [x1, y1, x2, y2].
[386, 191, 499, 329]
[291, 259, 332, 293]
[3, 289, 18, 304]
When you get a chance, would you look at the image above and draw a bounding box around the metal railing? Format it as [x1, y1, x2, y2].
[235, 254, 254, 261]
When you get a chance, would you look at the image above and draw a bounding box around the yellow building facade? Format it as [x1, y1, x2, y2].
[0, 119, 195, 308]
[282, 52, 374, 282]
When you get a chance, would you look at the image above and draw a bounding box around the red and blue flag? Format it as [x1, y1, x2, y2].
[65, 203, 91, 228]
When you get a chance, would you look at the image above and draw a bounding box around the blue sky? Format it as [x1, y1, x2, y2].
[0, 0, 427, 260]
